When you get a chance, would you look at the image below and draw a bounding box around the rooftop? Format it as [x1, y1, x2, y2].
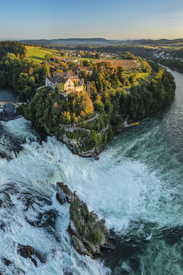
[47, 75, 69, 85]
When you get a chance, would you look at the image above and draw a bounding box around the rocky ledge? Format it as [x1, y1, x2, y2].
[56, 182, 108, 258]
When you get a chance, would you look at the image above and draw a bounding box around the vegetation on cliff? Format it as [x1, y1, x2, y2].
[0, 41, 27, 60]
[0, 43, 49, 100]
[155, 58, 183, 72]
[56, 182, 108, 256]
[17, 60, 175, 154]
[70, 196, 107, 244]
[0, 42, 175, 155]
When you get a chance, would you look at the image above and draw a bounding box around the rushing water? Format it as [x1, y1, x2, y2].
[0, 69, 183, 275]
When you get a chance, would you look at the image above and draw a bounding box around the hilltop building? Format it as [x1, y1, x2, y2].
[45, 73, 84, 96]
[54, 71, 78, 78]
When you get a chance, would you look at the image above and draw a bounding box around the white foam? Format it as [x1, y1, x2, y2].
[1, 100, 183, 273]
[1, 117, 38, 141]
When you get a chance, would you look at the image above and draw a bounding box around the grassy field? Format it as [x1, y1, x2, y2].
[63, 56, 97, 62]
[26, 46, 59, 62]
[122, 72, 151, 89]
[136, 72, 151, 83]
[93, 59, 139, 69]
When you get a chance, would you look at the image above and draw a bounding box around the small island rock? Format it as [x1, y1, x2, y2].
[56, 182, 108, 258]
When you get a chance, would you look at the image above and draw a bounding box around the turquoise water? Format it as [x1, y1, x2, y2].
[0, 68, 182, 274]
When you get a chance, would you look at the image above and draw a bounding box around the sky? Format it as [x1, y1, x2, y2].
[0, 0, 183, 40]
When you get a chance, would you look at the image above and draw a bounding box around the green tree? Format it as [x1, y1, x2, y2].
[41, 62, 49, 78]
[56, 83, 64, 94]
[79, 70, 88, 79]
[90, 130, 101, 145]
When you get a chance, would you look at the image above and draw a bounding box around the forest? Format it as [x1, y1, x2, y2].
[0, 41, 176, 155]
[154, 56, 183, 72]
[52, 44, 154, 59]
[17, 61, 175, 154]
[0, 41, 27, 60]
[0, 43, 49, 100]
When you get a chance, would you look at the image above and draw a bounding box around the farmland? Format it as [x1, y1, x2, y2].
[26, 46, 59, 62]
[93, 59, 139, 69]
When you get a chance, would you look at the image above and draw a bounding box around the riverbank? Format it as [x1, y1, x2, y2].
[0, 87, 18, 101]
[0, 68, 183, 274]
[154, 57, 183, 73]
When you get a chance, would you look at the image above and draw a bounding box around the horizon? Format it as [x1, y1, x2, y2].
[0, 0, 183, 40]
[1, 37, 183, 42]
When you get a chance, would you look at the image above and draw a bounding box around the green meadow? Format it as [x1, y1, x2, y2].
[26, 46, 58, 62]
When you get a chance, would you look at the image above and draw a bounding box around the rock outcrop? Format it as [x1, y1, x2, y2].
[1, 257, 25, 274]
[56, 182, 73, 204]
[17, 244, 34, 259]
[0, 200, 3, 207]
[71, 236, 93, 258]
[56, 182, 108, 258]
[17, 243, 47, 266]
[17, 244, 37, 266]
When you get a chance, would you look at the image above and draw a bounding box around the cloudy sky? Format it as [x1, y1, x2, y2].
[0, 0, 183, 40]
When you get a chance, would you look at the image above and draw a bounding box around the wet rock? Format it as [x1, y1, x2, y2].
[56, 192, 66, 204]
[56, 182, 73, 204]
[57, 182, 108, 258]
[17, 244, 38, 266]
[83, 239, 101, 255]
[29, 257, 37, 267]
[1, 257, 23, 275]
[69, 221, 79, 236]
[0, 220, 6, 231]
[17, 243, 47, 265]
[0, 200, 3, 207]
[34, 250, 47, 264]
[72, 236, 93, 258]
[2, 257, 12, 266]
[0, 192, 16, 211]
[26, 209, 58, 228]
[64, 272, 73, 275]
[1, 258, 25, 274]
[69, 223, 101, 255]
[17, 244, 34, 258]
[3, 103, 15, 114]
[19, 192, 52, 213]
[2, 182, 20, 195]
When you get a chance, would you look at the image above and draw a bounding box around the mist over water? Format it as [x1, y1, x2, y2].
[0, 69, 183, 274]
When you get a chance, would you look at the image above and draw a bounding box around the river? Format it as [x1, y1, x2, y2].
[0, 68, 182, 275]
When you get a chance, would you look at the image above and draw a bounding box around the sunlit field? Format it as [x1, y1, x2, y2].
[26, 46, 58, 62]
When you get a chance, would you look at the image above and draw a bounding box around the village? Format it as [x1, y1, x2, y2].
[153, 48, 183, 62]
[40, 50, 139, 97]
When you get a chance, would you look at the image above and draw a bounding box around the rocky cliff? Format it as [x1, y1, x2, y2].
[56, 182, 108, 258]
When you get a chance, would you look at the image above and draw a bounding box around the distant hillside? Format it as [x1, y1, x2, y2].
[19, 38, 122, 46]
[132, 38, 183, 46]
[18, 38, 183, 47]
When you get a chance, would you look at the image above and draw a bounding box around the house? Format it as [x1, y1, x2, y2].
[53, 72, 67, 77]
[55, 57, 65, 62]
[45, 75, 73, 92]
[54, 71, 78, 79]
[76, 66, 93, 75]
[66, 71, 78, 78]
[64, 59, 78, 63]
[45, 73, 84, 96]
